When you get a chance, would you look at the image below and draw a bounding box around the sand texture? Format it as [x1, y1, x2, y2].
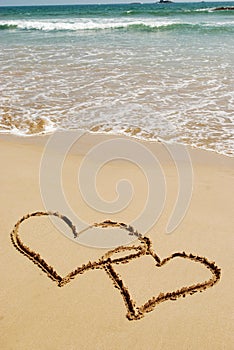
[0, 133, 233, 349]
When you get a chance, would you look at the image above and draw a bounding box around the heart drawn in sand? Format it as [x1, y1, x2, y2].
[103, 241, 221, 320]
[10, 211, 145, 287]
[11, 211, 221, 321]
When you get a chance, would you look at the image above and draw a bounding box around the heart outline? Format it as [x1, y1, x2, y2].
[10, 211, 146, 287]
[104, 247, 221, 320]
[11, 211, 221, 320]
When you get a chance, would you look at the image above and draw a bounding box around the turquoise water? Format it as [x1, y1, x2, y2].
[0, 2, 233, 155]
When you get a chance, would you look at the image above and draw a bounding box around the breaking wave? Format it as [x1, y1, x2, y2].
[0, 19, 233, 33]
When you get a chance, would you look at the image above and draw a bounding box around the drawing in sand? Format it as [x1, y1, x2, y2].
[11, 211, 221, 321]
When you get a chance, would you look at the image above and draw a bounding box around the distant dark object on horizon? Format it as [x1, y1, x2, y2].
[158, 0, 174, 3]
[130, 1, 174, 4]
[213, 6, 234, 11]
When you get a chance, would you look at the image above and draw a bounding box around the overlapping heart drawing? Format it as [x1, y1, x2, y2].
[11, 211, 221, 321]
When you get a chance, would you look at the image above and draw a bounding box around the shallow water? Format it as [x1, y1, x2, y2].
[0, 2, 233, 156]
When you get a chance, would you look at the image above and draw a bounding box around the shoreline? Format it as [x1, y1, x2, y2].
[0, 128, 233, 161]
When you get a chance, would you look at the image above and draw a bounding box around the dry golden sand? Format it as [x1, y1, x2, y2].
[0, 133, 233, 349]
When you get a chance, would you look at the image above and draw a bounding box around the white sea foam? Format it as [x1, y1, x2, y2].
[1, 9, 233, 156]
[0, 18, 189, 31]
[1, 17, 232, 34]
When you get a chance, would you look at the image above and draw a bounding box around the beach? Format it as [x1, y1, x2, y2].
[0, 133, 233, 349]
[0, 2, 233, 348]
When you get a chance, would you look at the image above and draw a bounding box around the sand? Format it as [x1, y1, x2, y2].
[0, 133, 233, 349]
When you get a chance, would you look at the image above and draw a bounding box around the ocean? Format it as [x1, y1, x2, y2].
[0, 2, 233, 156]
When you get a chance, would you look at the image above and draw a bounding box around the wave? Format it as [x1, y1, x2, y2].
[0, 23, 18, 30]
[0, 19, 233, 33]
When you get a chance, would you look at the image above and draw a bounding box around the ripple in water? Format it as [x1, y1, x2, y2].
[0, 3, 233, 156]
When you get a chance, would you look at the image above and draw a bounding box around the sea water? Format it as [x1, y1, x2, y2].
[0, 2, 233, 156]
